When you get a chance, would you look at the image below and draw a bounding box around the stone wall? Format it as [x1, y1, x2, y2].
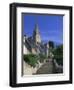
[23, 60, 45, 75]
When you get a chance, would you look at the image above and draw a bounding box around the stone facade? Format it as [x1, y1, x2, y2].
[23, 24, 50, 57]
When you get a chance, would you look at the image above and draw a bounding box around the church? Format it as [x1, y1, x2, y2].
[23, 24, 50, 57]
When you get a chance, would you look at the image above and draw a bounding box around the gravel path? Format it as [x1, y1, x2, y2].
[36, 59, 54, 74]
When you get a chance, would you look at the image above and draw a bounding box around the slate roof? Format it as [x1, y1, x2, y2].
[24, 36, 47, 55]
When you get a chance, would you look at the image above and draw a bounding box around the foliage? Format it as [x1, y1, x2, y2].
[49, 41, 54, 48]
[53, 45, 63, 65]
[23, 53, 48, 67]
[23, 54, 39, 67]
[48, 47, 54, 58]
[38, 54, 47, 63]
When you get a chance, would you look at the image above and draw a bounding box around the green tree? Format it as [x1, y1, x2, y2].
[38, 54, 47, 63]
[23, 54, 39, 67]
[53, 45, 63, 65]
[49, 41, 54, 48]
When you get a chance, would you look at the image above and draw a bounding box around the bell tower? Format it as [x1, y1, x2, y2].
[33, 24, 41, 45]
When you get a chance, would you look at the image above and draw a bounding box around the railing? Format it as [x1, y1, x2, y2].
[53, 59, 63, 73]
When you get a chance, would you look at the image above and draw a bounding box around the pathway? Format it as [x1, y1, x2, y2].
[36, 59, 53, 74]
[36, 59, 63, 74]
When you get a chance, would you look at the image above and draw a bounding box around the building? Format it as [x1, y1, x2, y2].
[23, 23, 49, 57]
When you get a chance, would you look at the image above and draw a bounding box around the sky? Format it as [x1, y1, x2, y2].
[22, 14, 63, 44]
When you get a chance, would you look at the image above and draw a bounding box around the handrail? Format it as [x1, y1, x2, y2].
[53, 59, 63, 69]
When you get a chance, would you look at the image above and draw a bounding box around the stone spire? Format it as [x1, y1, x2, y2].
[33, 24, 39, 35]
[33, 23, 41, 44]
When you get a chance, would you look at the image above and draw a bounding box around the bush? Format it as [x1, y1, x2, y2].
[23, 54, 39, 67]
[54, 55, 63, 65]
[38, 54, 47, 63]
[53, 45, 63, 65]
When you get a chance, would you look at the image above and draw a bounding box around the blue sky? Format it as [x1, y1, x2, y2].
[22, 14, 63, 44]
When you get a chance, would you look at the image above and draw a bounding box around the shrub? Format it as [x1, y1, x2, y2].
[38, 54, 47, 63]
[23, 54, 39, 67]
[53, 45, 63, 65]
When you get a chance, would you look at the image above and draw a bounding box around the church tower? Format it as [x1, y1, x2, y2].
[33, 24, 41, 45]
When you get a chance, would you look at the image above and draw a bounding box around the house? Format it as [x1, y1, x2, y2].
[23, 23, 50, 57]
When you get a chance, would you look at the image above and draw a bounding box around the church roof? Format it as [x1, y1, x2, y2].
[24, 35, 47, 55]
[23, 23, 49, 55]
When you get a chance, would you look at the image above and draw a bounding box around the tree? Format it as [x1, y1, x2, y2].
[49, 41, 54, 48]
[23, 54, 39, 67]
[38, 54, 47, 63]
[53, 45, 63, 65]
